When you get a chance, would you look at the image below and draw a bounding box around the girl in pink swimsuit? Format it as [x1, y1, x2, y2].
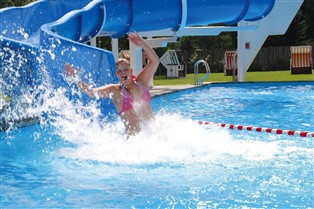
[65, 33, 160, 135]
[118, 83, 151, 116]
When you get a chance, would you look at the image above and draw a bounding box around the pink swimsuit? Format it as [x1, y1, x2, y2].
[118, 83, 151, 115]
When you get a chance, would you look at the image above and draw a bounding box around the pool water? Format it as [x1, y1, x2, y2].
[1, 81, 313, 208]
[152, 81, 314, 132]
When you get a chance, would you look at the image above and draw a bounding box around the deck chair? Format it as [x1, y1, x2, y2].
[160, 50, 184, 77]
[290, 46, 313, 74]
[224, 51, 238, 76]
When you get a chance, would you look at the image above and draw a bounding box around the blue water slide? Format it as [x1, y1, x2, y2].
[1, 0, 118, 116]
[244, 0, 276, 21]
[0, 0, 92, 96]
[1, 0, 275, 118]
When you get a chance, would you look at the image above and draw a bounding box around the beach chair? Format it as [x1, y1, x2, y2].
[290, 46, 313, 74]
[224, 51, 238, 76]
[160, 50, 184, 77]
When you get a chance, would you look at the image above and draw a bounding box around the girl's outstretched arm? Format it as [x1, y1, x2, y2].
[64, 63, 118, 99]
[128, 33, 160, 88]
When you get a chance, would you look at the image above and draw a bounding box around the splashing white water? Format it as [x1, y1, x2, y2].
[2, 75, 311, 166]
[48, 93, 286, 165]
[1, 44, 311, 165]
[24, 84, 310, 165]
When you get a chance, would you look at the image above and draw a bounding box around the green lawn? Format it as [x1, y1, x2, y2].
[153, 70, 314, 85]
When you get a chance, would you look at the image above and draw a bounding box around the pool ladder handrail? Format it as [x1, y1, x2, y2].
[194, 60, 211, 85]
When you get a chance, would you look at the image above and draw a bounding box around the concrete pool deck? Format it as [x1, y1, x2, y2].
[150, 80, 314, 96]
[150, 85, 196, 97]
[149, 83, 214, 97]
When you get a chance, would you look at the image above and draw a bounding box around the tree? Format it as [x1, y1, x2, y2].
[0, 0, 34, 8]
[264, 0, 313, 47]
[300, 0, 314, 45]
[0, 0, 14, 8]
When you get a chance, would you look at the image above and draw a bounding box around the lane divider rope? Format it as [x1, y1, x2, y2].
[198, 121, 314, 138]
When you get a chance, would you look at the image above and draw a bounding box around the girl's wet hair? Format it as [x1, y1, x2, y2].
[115, 58, 130, 67]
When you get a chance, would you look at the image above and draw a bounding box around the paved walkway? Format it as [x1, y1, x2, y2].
[150, 84, 197, 97]
[149, 82, 216, 97]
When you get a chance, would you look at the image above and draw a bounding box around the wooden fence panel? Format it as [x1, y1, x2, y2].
[250, 46, 291, 71]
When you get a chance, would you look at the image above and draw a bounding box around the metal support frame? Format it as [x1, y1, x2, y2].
[107, 0, 303, 82]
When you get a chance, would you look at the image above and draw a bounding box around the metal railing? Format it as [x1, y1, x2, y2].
[194, 60, 211, 85]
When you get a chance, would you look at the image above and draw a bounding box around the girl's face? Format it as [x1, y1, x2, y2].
[116, 60, 132, 84]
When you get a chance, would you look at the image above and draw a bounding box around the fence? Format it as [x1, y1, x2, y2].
[250, 46, 291, 71]
[156, 46, 314, 76]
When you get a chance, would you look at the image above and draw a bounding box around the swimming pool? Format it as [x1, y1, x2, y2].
[152, 81, 314, 132]
[1, 81, 313, 208]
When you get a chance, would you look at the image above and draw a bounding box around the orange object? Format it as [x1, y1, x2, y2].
[290, 46, 313, 74]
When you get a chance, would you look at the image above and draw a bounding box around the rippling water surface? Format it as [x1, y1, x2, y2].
[1, 82, 313, 208]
